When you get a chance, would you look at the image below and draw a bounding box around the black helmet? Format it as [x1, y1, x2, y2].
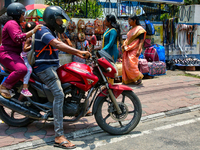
[43, 6, 71, 34]
[7, 2, 26, 17]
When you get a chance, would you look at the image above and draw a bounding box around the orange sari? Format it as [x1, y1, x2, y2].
[122, 26, 146, 84]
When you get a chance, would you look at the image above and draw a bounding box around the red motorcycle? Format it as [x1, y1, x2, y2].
[0, 39, 142, 135]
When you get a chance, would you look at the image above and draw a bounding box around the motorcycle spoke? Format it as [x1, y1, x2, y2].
[11, 110, 15, 119]
[122, 95, 125, 103]
[128, 110, 135, 113]
[103, 114, 110, 122]
[105, 99, 111, 104]
[119, 121, 124, 127]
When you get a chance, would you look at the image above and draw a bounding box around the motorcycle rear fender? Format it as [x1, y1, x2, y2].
[92, 84, 132, 114]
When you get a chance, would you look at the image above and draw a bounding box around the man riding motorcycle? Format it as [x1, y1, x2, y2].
[34, 6, 91, 149]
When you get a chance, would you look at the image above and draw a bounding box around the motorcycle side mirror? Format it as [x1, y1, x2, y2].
[90, 34, 97, 45]
[83, 40, 89, 48]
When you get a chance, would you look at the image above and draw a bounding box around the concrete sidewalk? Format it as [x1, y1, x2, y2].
[185, 71, 200, 77]
[0, 71, 200, 149]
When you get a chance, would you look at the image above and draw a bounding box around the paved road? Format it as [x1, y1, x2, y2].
[33, 110, 200, 150]
[0, 71, 200, 149]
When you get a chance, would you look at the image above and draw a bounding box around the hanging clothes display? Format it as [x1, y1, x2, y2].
[166, 23, 199, 69]
[163, 18, 178, 49]
[163, 18, 198, 57]
[177, 24, 198, 57]
[187, 25, 198, 46]
[178, 24, 187, 57]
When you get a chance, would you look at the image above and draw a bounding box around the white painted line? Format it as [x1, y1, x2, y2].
[93, 117, 200, 148]
[141, 112, 166, 121]
[188, 104, 200, 112]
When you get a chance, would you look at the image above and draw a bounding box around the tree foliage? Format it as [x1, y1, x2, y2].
[45, 0, 103, 18]
[79, 0, 103, 19]
[184, 0, 200, 5]
[160, 4, 179, 21]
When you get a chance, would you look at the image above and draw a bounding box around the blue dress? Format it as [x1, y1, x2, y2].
[103, 28, 119, 62]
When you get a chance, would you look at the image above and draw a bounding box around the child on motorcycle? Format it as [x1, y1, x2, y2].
[20, 22, 37, 97]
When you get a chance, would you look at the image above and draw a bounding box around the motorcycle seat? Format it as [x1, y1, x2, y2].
[31, 72, 43, 83]
[31, 72, 71, 90]
[0, 64, 9, 74]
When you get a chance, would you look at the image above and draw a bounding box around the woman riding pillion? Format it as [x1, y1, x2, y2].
[0, 2, 42, 99]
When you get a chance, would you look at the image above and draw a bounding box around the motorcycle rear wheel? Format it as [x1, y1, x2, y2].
[95, 91, 142, 135]
[0, 105, 34, 127]
[0, 89, 35, 127]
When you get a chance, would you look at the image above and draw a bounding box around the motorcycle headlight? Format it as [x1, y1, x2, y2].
[111, 62, 118, 77]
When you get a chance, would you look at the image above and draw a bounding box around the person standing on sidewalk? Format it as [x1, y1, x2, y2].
[34, 6, 91, 149]
[0, 2, 42, 99]
[122, 15, 146, 85]
[102, 14, 120, 62]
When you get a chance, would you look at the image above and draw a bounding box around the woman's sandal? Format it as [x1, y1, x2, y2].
[0, 85, 11, 99]
[135, 79, 142, 85]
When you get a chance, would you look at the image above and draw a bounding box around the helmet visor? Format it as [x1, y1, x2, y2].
[61, 10, 71, 21]
[16, 7, 26, 15]
[21, 8, 26, 13]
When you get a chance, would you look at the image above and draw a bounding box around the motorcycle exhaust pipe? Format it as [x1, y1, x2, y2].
[0, 96, 42, 120]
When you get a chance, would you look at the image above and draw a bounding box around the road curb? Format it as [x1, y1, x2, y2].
[185, 71, 200, 77]
[1, 104, 200, 150]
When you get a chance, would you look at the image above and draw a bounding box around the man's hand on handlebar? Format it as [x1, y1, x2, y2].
[79, 51, 91, 59]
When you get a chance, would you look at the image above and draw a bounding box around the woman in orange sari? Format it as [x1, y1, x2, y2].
[122, 15, 146, 85]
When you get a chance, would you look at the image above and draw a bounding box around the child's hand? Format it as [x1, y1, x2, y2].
[23, 38, 32, 52]
[33, 24, 43, 33]
[124, 46, 128, 51]
[25, 38, 32, 45]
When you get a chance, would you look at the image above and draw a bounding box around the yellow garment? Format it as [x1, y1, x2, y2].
[122, 26, 146, 84]
[107, 77, 114, 85]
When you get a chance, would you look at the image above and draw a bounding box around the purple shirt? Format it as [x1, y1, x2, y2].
[0, 20, 26, 55]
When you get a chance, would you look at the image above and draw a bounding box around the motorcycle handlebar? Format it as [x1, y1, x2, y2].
[82, 54, 91, 60]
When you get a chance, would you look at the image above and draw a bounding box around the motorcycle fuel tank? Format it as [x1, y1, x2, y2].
[57, 62, 99, 91]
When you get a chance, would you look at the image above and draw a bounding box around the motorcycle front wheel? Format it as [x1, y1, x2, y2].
[95, 91, 142, 135]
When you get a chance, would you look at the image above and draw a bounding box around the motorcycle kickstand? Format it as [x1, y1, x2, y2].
[38, 111, 52, 129]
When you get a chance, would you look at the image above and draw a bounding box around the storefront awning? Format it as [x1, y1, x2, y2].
[122, 0, 184, 5]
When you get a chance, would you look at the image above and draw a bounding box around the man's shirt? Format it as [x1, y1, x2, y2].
[34, 26, 59, 73]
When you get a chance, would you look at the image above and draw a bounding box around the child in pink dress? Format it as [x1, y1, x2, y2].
[20, 22, 36, 97]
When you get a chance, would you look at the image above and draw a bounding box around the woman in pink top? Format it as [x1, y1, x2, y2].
[0, 2, 42, 99]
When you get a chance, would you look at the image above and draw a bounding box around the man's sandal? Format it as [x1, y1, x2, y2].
[0, 85, 11, 99]
[54, 141, 76, 149]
